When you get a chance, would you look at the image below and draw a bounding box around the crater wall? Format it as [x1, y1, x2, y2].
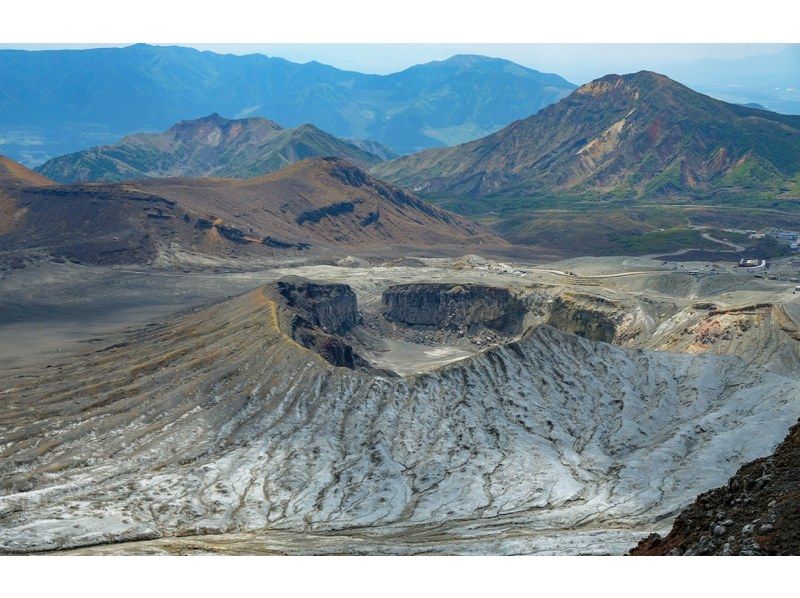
[382, 283, 526, 334]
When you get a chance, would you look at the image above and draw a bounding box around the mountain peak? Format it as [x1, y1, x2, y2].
[201, 112, 225, 122]
[169, 113, 284, 133]
[418, 53, 537, 74]
[442, 54, 506, 66]
[36, 116, 386, 183]
[607, 70, 670, 82]
[169, 112, 227, 130]
[374, 70, 800, 204]
[575, 71, 676, 99]
[291, 123, 323, 134]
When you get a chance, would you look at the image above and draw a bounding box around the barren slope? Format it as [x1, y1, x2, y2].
[1, 157, 501, 265]
[0, 156, 54, 188]
[0, 177, 244, 266]
[138, 157, 502, 249]
[2, 279, 799, 554]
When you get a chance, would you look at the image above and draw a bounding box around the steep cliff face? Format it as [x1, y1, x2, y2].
[270, 277, 365, 369]
[382, 283, 526, 334]
[631, 418, 800, 556]
[274, 276, 358, 334]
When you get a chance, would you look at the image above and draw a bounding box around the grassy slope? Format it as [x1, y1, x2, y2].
[377, 73, 800, 256]
[455, 194, 800, 257]
[429, 176, 800, 256]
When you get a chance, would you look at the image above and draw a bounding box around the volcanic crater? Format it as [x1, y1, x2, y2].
[2, 259, 800, 556]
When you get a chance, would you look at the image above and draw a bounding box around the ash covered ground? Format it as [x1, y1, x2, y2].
[2, 250, 800, 555]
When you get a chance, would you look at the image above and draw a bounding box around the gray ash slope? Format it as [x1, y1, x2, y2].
[2, 276, 800, 554]
[631, 417, 800, 556]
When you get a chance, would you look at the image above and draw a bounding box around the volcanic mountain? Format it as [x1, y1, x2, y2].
[36, 114, 387, 183]
[373, 71, 800, 202]
[0, 155, 53, 236]
[0, 156, 500, 265]
[136, 157, 499, 248]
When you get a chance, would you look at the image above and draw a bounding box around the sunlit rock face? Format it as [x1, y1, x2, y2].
[383, 283, 526, 334]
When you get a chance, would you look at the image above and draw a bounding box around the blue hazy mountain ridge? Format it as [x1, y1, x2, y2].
[33, 113, 392, 183]
[664, 45, 800, 115]
[0, 45, 575, 165]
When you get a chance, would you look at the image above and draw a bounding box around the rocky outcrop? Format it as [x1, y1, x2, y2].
[290, 326, 363, 370]
[630, 418, 800, 556]
[328, 160, 370, 187]
[296, 201, 358, 225]
[261, 236, 310, 250]
[360, 211, 380, 226]
[383, 283, 526, 334]
[270, 277, 366, 369]
[215, 224, 250, 244]
[274, 276, 358, 334]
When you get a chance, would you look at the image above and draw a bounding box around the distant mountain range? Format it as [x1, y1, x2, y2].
[373, 71, 800, 203]
[665, 45, 800, 116]
[0, 45, 575, 165]
[36, 114, 389, 183]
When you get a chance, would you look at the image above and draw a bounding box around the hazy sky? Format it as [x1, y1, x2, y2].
[1, 43, 792, 83]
